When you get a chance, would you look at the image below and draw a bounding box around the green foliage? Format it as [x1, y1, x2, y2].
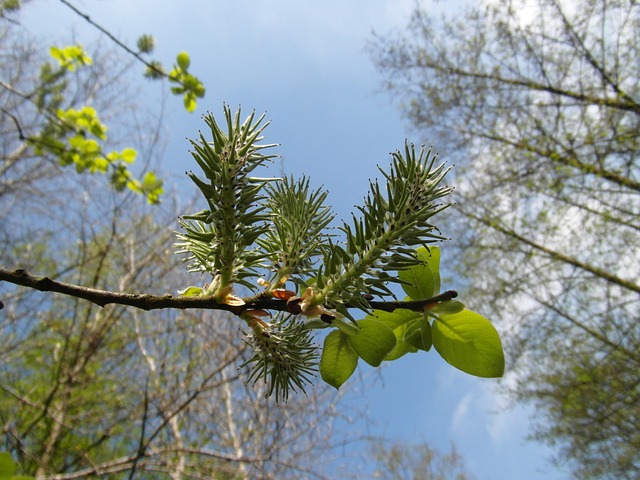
[168, 52, 206, 112]
[320, 246, 505, 388]
[319, 330, 358, 389]
[346, 318, 397, 367]
[371, 440, 473, 480]
[310, 144, 452, 314]
[432, 310, 504, 378]
[49, 44, 92, 71]
[371, 0, 639, 475]
[177, 107, 504, 399]
[398, 245, 440, 299]
[0, 452, 34, 480]
[28, 45, 164, 204]
[11, 10, 207, 203]
[0, 0, 21, 14]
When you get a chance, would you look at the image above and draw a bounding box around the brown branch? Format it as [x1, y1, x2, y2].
[458, 209, 640, 295]
[0, 267, 457, 315]
[58, 0, 164, 77]
[58, 0, 189, 86]
[431, 63, 640, 115]
[473, 130, 640, 193]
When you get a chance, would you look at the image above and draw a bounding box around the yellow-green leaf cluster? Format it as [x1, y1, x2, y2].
[49, 44, 92, 71]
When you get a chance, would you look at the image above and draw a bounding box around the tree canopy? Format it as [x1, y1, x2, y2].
[370, 0, 639, 477]
[0, 1, 504, 478]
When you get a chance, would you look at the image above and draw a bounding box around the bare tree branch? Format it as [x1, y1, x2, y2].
[0, 266, 457, 314]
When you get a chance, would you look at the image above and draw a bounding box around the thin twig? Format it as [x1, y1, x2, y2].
[58, 0, 173, 81]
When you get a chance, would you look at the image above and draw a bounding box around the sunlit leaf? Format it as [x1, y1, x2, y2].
[403, 315, 432, 351]
[430, 300, 465, 315]
[177, 51, 190, 70]
[384, 321, 419, 361]
[320, 330, 358, 389]
[421, 245, 440, 294]
[120, 148, 137, 163]
[347, 318, 396, 367]
[432, 310, 504, 378]
[366, 308, 420, 328]
[184, 92, 197, 112]
[177, 286, 203, 297]
[399, 246, 438, 299]
[0, 452, 15, 478]
[333, 316, 360, 336]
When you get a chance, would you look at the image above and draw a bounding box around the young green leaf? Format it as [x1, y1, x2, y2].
[384, 322, 419, 361]
[366, 309, 421, 361]
[320, 330, 358, 389]
[431, 300, 465, 315]
[333, 316, 360, 336]
[120, 148, 137, 163]
[367, 308, 420, 328]
[177, 51, 190, 70]
[399, 246, 440, 299]
[347, 318, 397, 367]
[183, 92, 196, 112]
[403, 316, 432, 351]
[0, 452, 15, 479]
[177, 286, 203, 297]
[421, 245, 440, 294]
[432, 310, 505, 378]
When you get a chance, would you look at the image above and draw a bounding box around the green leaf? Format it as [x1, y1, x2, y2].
[366, 309, 420, 361]
[0, 452, 15, 479]
[347, 318, 396, 367]
[320, 330, 358, 389]
[120, 148, 137, 163]
[422, 246, 440, 294]
[403, 316, 432, 351]
[432, 310, 505, 378]
[184, 92, 197, 112]
[384, 322, 419, 360]
[177, 51, 190, 70]
[399, 246, 440, 300]
[141, 171, 161, 189]
[49, 44, 91, 71]
[431, 300, 465, 315]
[178, 286, 203, 297]
[333, 316, 360, 336]
[367, 308, 420, 328]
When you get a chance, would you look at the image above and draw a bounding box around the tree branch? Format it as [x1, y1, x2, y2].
[429, 62, 640, 114]
[474, 130, 640, 193]
[0, 267, 457, 315]
[58, 0, 164, 77]
[458, 209, 640, 295]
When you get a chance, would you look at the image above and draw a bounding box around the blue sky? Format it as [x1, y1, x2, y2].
[20, 1, 568, 478]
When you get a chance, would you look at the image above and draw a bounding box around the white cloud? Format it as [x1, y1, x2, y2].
[452, 393, 473, 431]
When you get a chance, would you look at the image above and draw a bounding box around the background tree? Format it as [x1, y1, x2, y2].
[1, 188, 353, 479]
[370, 0, 639, 478]
[371, 440, 472, 480]
[1, 3, 357, 478]
[1, 2, 499, 478]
